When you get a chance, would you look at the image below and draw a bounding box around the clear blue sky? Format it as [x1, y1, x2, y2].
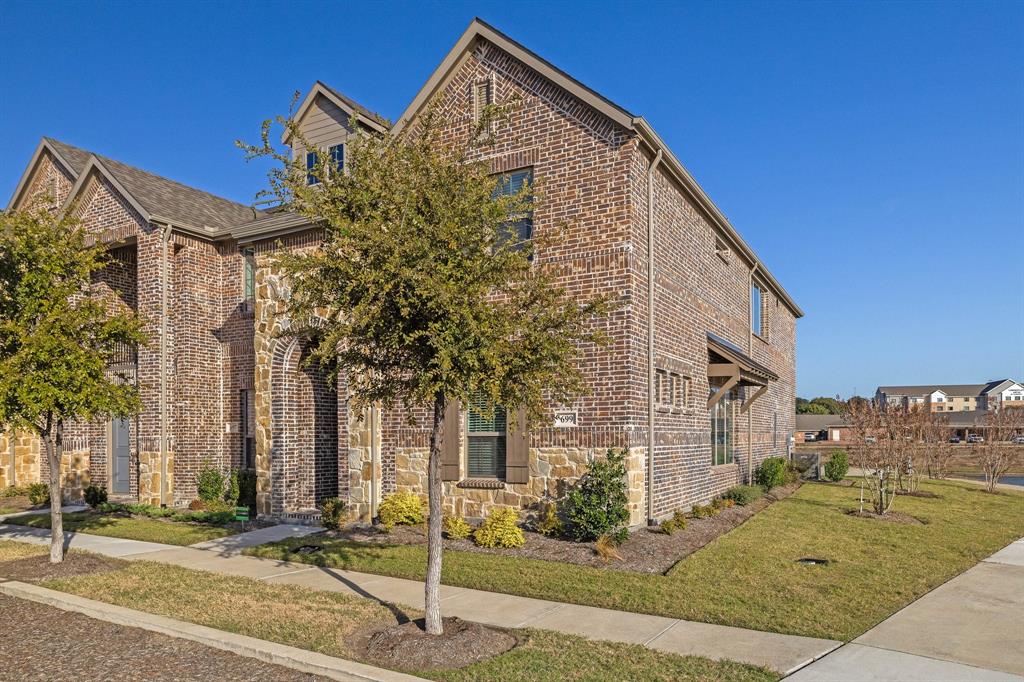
[2, 0, 1021, 398]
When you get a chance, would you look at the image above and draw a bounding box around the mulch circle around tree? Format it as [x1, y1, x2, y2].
[326, 481, 804, 575]
[347, 617, 517, 671]
[0, 552, 126, 583]
[844, 509, 925, 525]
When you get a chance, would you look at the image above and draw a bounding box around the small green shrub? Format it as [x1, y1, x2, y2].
[319, 497, 346, 530]
[473, 507, 525, 548]
[27, 482, 50, 506]
[824, 450, 849, 482]
[658, 509, 688, 535]
[377, 491, 425, 531]
[225, 469, 241, 505]
[443, 514, 472, 540]
[564, 448, 630, 542]
[83, 485, 108, 508]
[1, 485, 28, 498]
[690, 503, 720, 519]
[196, 462, 225, 502]
[722, 484, 764, 506]
[534, 502, 564, 538]
[755, 457, 787, 491]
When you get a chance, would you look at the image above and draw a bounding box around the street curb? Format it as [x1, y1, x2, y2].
[0, 581, 422, 682]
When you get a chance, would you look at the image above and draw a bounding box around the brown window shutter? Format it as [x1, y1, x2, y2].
[505, 405, 529, 484]
[441, 399, 461, 481]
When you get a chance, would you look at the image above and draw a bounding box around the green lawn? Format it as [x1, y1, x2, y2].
[43, 560, 775, 681]
[3, 510, 235, 546]
[246, 478, 1024, 641]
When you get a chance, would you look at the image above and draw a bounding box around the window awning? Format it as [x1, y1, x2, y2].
[706, 332, 779, 411]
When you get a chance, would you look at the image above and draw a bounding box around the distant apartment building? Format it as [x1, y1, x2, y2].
[875, 380, 1024, 412]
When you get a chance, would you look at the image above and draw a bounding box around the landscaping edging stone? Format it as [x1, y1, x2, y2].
[0, 580, 421, 682]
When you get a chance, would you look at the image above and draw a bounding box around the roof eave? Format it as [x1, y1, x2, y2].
[7, 138, 79, 211]
[633, 119, 804, 319]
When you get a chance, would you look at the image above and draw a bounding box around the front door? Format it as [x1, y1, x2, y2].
[112, 418, 131, 495]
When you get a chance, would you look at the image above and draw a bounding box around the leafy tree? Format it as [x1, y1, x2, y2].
[798, 400, 829, 415]
[810, 396, 845, 415]
[0, 204, 145, 563]
[239, 104, 614, 634]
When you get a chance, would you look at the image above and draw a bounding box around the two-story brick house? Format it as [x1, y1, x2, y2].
[3, 19, 801, 526]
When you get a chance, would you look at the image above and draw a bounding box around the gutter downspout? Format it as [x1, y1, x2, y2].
[646, 148, 662, 525]
[160, 223, 171, 507]
[748, 263, 759, 485]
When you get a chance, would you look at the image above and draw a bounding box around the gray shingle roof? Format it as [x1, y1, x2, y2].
[46, 137, 263, 230]
[317, 81, 390, 128]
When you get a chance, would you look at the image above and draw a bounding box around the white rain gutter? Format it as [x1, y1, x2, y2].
[646, 149, 662, 525]
[748, 263, 759, 484]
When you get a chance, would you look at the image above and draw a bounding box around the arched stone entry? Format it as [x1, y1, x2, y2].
[266, 336, 339, 515]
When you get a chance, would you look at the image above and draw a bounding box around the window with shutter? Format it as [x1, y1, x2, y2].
[467, 392, 506, 479]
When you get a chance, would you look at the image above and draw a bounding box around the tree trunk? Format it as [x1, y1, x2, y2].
[45, 421, 64, 564]
[424, 393, 446, 635]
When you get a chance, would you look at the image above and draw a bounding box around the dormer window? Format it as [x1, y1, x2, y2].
[307, 146, 344, 185]
[329, 144, 344, 174]
[306, 151, 319, 186]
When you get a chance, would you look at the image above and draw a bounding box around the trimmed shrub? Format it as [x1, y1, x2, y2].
[690, 503, 719, 519]
[473, 507, 524, 548]
[225, 469, 241, 505]
[824, 450, 849, 482]
[1, 485, 28, 498]
[83, 485, 108, 508]
[563, 448, 630, 542]
[755, 457, 787, 491]
[196, 462, 225, 502]
[319, 497, 346, 530]
[27, 482, 49, 506]
[377, 491, 425, 531]
[534, 502, 564, 538]
[722, 484, 763, 506]
[443, 514, 472, 540]
[658, 510, 688, 535]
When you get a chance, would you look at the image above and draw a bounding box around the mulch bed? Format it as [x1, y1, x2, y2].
[844, 509, 925, 525]
[0, 495, 45, 516]
[348, 616, 517, 671]
[0, 552, 126, 583]
[322, 481, 803, 575]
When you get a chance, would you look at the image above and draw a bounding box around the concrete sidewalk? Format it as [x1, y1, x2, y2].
[0, 523, 839, 674]
[787, 539, 1024, 681]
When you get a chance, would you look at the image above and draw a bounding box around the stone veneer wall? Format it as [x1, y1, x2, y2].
[390, 445, 647, 525]
[59, 437, 91, 501]
[138, 438, 174, 506]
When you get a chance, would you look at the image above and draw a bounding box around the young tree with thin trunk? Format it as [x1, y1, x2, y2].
[0, 204, 145, 563]
[978, 409, 1023, 493]
[239, 104, 613, 635]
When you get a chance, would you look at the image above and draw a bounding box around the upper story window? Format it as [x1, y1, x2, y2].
[493, 169, 534, 246]
[306, 151, 319, 186]
[242, 247, 256, 304]
[329, 144, 344, 174]
[307, 145, 345, 185]
[751, 282, 764, 337]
